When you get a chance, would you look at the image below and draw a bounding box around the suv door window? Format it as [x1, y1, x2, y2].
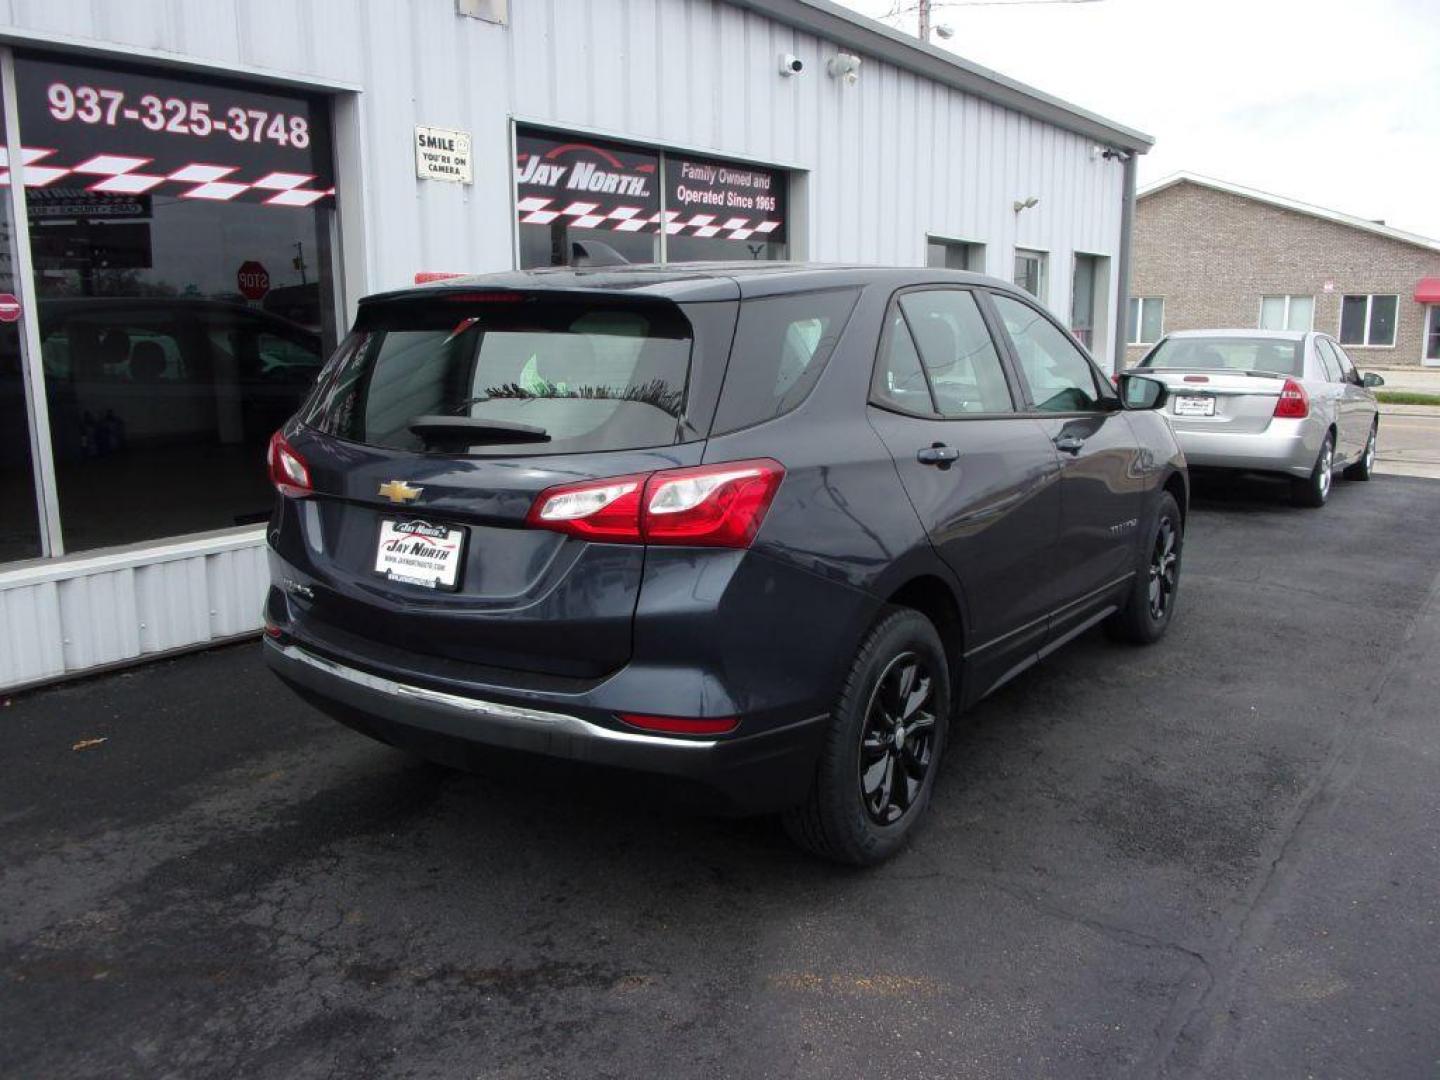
[990, 294, 1101, 412]
[897, 290, 1013, 415]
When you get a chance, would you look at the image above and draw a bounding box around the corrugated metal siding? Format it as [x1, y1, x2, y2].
[1, 535, 269, 690]
[0, 0, 1125, 319]
[0, 0, 1128, 690]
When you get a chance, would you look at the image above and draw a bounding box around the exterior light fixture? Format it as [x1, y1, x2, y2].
[1013, 197, 1040, 213]
[827, 53, 862, 85]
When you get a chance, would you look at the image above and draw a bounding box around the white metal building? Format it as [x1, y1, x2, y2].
[0, 0, 1152, 691]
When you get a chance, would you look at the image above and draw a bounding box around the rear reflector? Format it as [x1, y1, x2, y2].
[267, 431, 312, 498]
[526, 458, 785, 548]
[1274, 378, 1309, 419]
[619, 713, 739, 736]
[1183, 375, 1210, 383]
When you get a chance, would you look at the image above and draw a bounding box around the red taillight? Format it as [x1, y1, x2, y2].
[1274, 378, 1309, 419]
[267, 431, 312, 498]
[526, 459, 785, 548]
[414, 271, 464, 284]
[644, 460, 785, 546]
[619, 713, 739, 736]
[524, 472, 648, 542]
[1183, 374, 1210, 383]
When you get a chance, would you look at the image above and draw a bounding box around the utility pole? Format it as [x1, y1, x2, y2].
[917, 0, 931, 41]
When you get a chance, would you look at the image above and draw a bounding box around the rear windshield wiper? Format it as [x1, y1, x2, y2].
[407, 416, 551, 444]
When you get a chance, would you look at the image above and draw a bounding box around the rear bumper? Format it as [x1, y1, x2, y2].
[263, 637, 827, 814]
[1170, 417, 1322, 477]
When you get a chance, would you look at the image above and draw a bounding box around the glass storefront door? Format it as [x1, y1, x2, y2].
[0, 82, 43, 562]
[12, 54, 337, 553]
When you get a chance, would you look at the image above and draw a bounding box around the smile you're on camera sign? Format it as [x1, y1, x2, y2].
[414, 125, 472, 184]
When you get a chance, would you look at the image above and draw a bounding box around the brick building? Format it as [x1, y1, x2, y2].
[1125, 173, 1440, 369]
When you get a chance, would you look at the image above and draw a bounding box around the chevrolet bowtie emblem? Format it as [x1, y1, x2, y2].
[378, 480, 423, 504]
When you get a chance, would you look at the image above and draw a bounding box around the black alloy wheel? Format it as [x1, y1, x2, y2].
[858, 651, 938, 825]
[1148, 514, 1180, 621]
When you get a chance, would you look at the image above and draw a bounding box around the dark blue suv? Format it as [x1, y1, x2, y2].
[263, 264, 1186, 864]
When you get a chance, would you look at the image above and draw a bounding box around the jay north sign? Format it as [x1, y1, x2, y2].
[515, 129, 660, 231]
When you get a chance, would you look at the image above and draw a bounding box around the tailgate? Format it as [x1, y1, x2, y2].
[274, 432, 704, 679]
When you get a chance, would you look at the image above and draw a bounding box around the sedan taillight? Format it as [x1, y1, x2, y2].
[267, 431, 313, 498]
[526, 459, 785, 548]
[1273, 378, 1309, 420]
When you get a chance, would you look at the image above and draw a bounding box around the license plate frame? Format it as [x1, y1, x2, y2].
[1174, 395, 1216, 417]
[374, 518, 468, 592]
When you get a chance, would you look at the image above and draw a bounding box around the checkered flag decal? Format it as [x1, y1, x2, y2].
[517, 196, 781, 240]
[0, 147, 335, 206]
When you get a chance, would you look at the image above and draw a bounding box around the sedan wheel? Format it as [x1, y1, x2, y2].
[1292, 433, 1334, 508]
[1344, 422, 1378, 481]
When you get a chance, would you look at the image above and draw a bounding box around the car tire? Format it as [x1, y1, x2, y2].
[1291, 432, 1334, 508]
[1343, 421, 1378, 481]
[1104, 491, 1183, 645]
[783, 607, 951, 866]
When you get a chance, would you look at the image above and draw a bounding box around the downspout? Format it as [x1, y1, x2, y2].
[1112, 151, 1137, 374]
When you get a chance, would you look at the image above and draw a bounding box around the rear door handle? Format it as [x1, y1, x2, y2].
[1054, 433, 1085, 454]
[916, 443, 959, 466]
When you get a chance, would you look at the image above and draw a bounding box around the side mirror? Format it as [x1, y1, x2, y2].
[1363, 372, 1385, 388]
[1119, 372, 1168, 410]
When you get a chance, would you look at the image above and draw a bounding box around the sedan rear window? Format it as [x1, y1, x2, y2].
[303, 294, 693, 456]
[1140, 336, 1303, 377]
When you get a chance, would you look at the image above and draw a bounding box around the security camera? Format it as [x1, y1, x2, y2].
[779, 53, 804, 76]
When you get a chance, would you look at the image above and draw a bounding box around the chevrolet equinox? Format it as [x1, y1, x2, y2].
[263, 264, 1187, 864]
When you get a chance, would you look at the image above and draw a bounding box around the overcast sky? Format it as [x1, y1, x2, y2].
[836, 0, 1440, 239]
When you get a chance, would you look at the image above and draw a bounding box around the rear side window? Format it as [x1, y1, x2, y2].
[304, 294, 692, 456]
[709, 288, 859, 434]
[898, 290, 1013, 415]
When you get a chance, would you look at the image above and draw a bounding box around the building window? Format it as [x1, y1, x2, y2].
[926, 237, 985, 273]
[1426, 306, 1440, 363]
[1070, 253, 1108, 351]
[14, 54, 337, 556]
[1013, 249, 1046, 299]
[515, 128, 787, 268]
[1339, 294, 1398, 347]
[1126, 297, 1164, 345]
[1260, 294, 1314, 332]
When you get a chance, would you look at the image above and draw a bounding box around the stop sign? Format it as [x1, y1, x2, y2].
[236, 261, 270, 301]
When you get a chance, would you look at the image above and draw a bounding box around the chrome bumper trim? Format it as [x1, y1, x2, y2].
[275, 643, 717, 750]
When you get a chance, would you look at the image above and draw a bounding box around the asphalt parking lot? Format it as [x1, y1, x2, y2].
[4, 473, 1439, 1079]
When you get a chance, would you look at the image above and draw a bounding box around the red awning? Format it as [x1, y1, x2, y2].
[1415, 277, 1440, 304]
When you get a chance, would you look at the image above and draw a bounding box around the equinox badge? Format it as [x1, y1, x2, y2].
[378, 480, 423, 504]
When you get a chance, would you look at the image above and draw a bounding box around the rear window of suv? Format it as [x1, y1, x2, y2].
[1139, 336, 1303, 377]
[303, 293, 693, 456]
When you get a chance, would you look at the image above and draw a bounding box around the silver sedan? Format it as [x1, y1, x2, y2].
[1129, 329, 1383, 507]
